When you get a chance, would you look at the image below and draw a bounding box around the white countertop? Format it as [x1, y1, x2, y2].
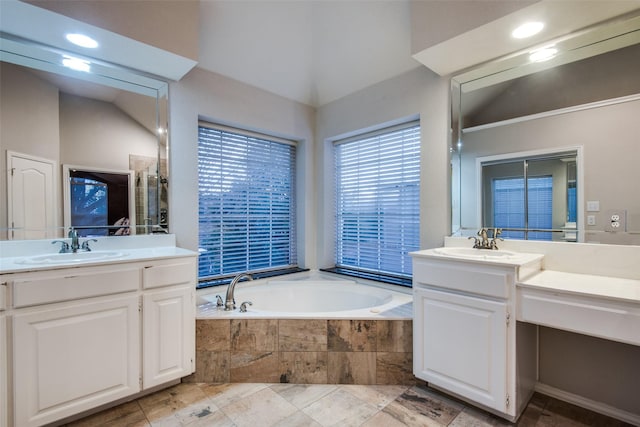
[0, 235, 197, 274]
[519, 270, 640, 304]
[410, 248, 544, 268]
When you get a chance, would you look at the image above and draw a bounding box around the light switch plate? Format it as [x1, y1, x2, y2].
[586, 201, 600, 212]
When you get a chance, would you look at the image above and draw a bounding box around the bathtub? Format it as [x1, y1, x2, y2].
[193, 272, 416, 385]
[196, 271, 413, 319]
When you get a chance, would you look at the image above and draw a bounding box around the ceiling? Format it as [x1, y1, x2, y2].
[196, 0, 421, 107]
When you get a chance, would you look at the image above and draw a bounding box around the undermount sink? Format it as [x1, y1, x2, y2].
[433, 247, 517, 260]
[16, 251, 128, 265]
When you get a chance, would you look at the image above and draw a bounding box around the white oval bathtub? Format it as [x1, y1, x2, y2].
[196, 274, 412, 319]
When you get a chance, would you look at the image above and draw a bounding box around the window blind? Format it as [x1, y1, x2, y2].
[198, 124, 297, 280]
[334, 121, 420, 280]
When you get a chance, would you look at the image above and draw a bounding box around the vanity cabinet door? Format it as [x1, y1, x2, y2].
[142, 284, 194, 389]
[13, 295, 140, 427]
[414, 287, 509, 413]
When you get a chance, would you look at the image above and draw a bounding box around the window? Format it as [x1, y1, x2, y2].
[492, 176, 553, 240]
[198, 123, 297, 283]
[332, 121, 420, 285]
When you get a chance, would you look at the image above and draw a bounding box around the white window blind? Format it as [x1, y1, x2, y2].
[198, 124, 297, 280]
[334, 121, 420, 280]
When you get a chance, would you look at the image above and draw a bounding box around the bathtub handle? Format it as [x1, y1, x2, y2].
[239, 301, 253, 313]
[215, 295, 224, 307]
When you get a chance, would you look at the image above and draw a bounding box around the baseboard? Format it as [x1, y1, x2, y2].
[535, 383, 640, 426]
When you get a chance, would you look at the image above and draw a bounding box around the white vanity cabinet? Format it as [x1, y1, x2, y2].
[412, 253, 541, 421]
[142, 259, 195, 389]
[2, 253, 197, 427]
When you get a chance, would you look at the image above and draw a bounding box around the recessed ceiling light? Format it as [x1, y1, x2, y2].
[529, 46, 558, 63]
[62, 55, 91, 72]
[512, 22, 544, 39]
[65, 33, 99, 48]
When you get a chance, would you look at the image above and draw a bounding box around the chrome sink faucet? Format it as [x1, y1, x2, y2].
[469, 228, 503, 250]
[224, 273, 253, 311]
[69, 228, 80, 253]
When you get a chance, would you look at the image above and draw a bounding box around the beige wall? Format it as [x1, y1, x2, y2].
[26, 0, 199, 61]
[168, 67, 316, 267]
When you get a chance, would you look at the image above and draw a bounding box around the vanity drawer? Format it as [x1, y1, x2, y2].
[142, 258, 196, 289]
[517, 288, 640, 346]
[12, 267, 140, 308]
[413, 258, 512, 299]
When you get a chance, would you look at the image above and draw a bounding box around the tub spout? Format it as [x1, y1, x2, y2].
[224, 273, 253, 311]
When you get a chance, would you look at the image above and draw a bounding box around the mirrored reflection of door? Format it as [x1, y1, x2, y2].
[481, 152, 577, 241]
[7, 151, 57, 240]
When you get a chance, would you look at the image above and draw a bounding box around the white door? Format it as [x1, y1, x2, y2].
[7, 151, 57, 240]
[143, 285, 194, 389]
[414, 287, 508, 413]
[13, 295, 140, 427]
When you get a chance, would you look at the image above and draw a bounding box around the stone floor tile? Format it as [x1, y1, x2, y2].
[448, 406, 513, 427]
[360, 410, 414, 427]
[341, 384, 409, 409]
[302, 388, 379, 426]
[139, 383, 210, 422]
[65, 401, 147, 427]
[270, 384, 338, 409]
[271, 410, 323, 427]
[199, 382, 269, 408]
[220, 387, 298, 427]
[387, 385, 464, 425]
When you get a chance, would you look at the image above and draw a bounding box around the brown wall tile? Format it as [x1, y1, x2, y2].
[279, 352, 328, 384]
[327, 352, 376, 385]
[193, 350, 230, 383]
[229, 351, 280, 383]
[377, 320, 413, 353]
[328, 320, 377, 352]
[231, 319, 278, 351]
[376, 352, 417, 385]
[196, 319, 230, 351]
[279, 320, 327, 351]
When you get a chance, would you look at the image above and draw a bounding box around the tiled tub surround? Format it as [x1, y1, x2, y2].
[186, 318, 416, 385]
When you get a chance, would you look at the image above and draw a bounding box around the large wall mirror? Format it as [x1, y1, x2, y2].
[451, 12, 640, 245]
[1, 35, 169, 240]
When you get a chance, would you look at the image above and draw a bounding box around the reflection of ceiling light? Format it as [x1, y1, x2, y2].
[512, 22, 544, 39]
[62, 55, 91, 72]
[65, 33, 99, 48]
[529, 46, 558, 63]
[157, 127, 166, 135]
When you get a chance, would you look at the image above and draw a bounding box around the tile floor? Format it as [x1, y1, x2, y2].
[63, 382, 633, 427]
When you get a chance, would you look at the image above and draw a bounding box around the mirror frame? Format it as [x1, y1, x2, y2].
[1, 34, 169, 239]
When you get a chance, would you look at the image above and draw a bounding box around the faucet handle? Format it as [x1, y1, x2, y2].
[81, 239, 98, 252]
[52, 240, 70, 253]
[215, 295, 224, 307]
[239, 301, 253, 313]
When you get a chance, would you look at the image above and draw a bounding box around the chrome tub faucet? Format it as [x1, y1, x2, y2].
[224, 273, 253, 311]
